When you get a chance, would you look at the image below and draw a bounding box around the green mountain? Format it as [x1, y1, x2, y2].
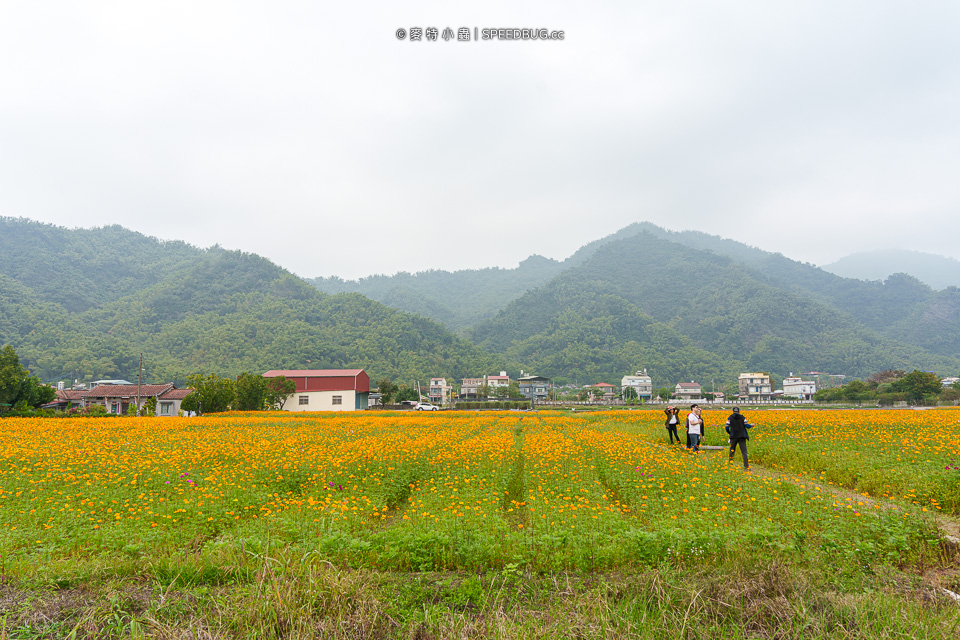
[0, 218, 493, 385]
[4, 217, 959, 391]
[468, 231, 960, 388]
[309, 254, 565, 332]
[619, 224, 960, 359]
[306, 224, 652, 333]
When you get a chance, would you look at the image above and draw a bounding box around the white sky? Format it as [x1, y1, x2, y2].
[2, 1, 958, 279]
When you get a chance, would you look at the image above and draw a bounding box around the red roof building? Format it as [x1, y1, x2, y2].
[263, 369, 370, 411]
[80, 384, 194, 416]
[41, 388, 85, 411]
[674, 381, 703, 401]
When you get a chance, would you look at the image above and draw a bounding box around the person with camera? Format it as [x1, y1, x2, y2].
[725, 407, 754, 469]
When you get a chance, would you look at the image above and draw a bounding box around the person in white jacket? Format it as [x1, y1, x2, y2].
[686, 404, 703, 452]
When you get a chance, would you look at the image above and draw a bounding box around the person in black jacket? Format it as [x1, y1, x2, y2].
[663, 406, 681, 444]
[725, 407, 754, 469]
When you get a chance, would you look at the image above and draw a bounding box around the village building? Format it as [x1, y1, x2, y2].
[263, 369, 370, 412]
[621, 370, 653, 400]
[88, 379, 133, 388]
[80, 383, 191, 415]
[518, 375, 551, 402]
[429, 377, 453, 406]
[485, 371, 511, 391]
[157, 388, 193, 415]
[738, 373, 773, 401]
[674, 381, 702, 401]
[460, 377, 485, 399]
[41, 388, 85, 411]
[781, 376, 818, 400]
[590, 382, 618, 402]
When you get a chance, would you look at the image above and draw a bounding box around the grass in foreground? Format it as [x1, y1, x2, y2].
[2, 556, 960, 639]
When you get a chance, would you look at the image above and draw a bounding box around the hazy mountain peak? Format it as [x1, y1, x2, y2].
[822, 249, 960, 290]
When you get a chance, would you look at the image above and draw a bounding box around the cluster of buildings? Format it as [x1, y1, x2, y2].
[666, 373, 819, 402]
[44, 379, 193, 415]
[43, 367, 826, 415]
[44, 369, 372, 415]
[433, 371, 551, 405]
[423, 369, 821, 408]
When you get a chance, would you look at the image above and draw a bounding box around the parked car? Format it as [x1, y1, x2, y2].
[415, 402, 440, 411]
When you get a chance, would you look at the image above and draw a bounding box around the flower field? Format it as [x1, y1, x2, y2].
[1, 409, 957, 574]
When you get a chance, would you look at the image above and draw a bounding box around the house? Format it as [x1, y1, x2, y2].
[518, 375, 551, 402]
[157, 388, 193, 416]
[263, 369, 370, 412]
[486, 371, 510, 391]
[591, 382, 618, 402]
[674, 381, 702, 401]
[738, 373, 773, 401]
[781, 376, 818, 400]
[81, 383, 187, 415]
[942, 377, 960, 388]
[41, 388, 84, 411]
[429, 377, 453, 406]
[460, 378, 485, 399]
[621, 370, 653, 400]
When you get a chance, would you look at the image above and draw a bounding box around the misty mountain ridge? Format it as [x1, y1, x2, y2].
[822, 249, 960, 291]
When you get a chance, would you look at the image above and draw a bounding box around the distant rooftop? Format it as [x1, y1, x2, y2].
[90, 379, 134, 387]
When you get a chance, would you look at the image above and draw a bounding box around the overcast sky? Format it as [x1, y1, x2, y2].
[2, 1, 958, 279]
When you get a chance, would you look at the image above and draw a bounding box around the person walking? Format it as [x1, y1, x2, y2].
[687, 404, 703, 452]
[663, 405, 681, 444]
[725, 407, 754, 469]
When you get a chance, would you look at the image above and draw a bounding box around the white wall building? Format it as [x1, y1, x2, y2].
[781, 376, 818, 400]
[675, 381, 702, 401]
[486, 371, 510, 390]
[429, 377, 453, 406]
[621, 370, 653, 399]
[263, 369, 370, 412]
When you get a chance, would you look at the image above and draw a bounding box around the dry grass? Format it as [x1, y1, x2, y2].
[2, 559, 959, 639]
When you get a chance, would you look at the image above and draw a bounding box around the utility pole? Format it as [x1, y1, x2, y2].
[136, 353, 143, 416]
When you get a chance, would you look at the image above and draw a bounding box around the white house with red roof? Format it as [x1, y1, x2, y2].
[263, 369, 370, 412]
[485, 371, 510, 391]
[590, 382, 617, 402]
[157, 388, 193, 416]
[674, 381, 702, 401]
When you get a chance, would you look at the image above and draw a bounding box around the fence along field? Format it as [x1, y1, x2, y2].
[2, 409, 958, 573]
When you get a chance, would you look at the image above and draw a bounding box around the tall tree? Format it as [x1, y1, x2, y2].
[183, 373, 236, 414]
[377, 378, 398, 406]
[841, 380, 874, 405]
[265, 375, 296, 410]
[235, 372, 267, 411]
[0, 345, 55, 411]
[395, 385, 419, 403]
[0, 345, 26, 408]
[891, 370, 942, 402]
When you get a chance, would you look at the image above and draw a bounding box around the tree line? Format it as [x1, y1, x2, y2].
[813, 370, 958, 405]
